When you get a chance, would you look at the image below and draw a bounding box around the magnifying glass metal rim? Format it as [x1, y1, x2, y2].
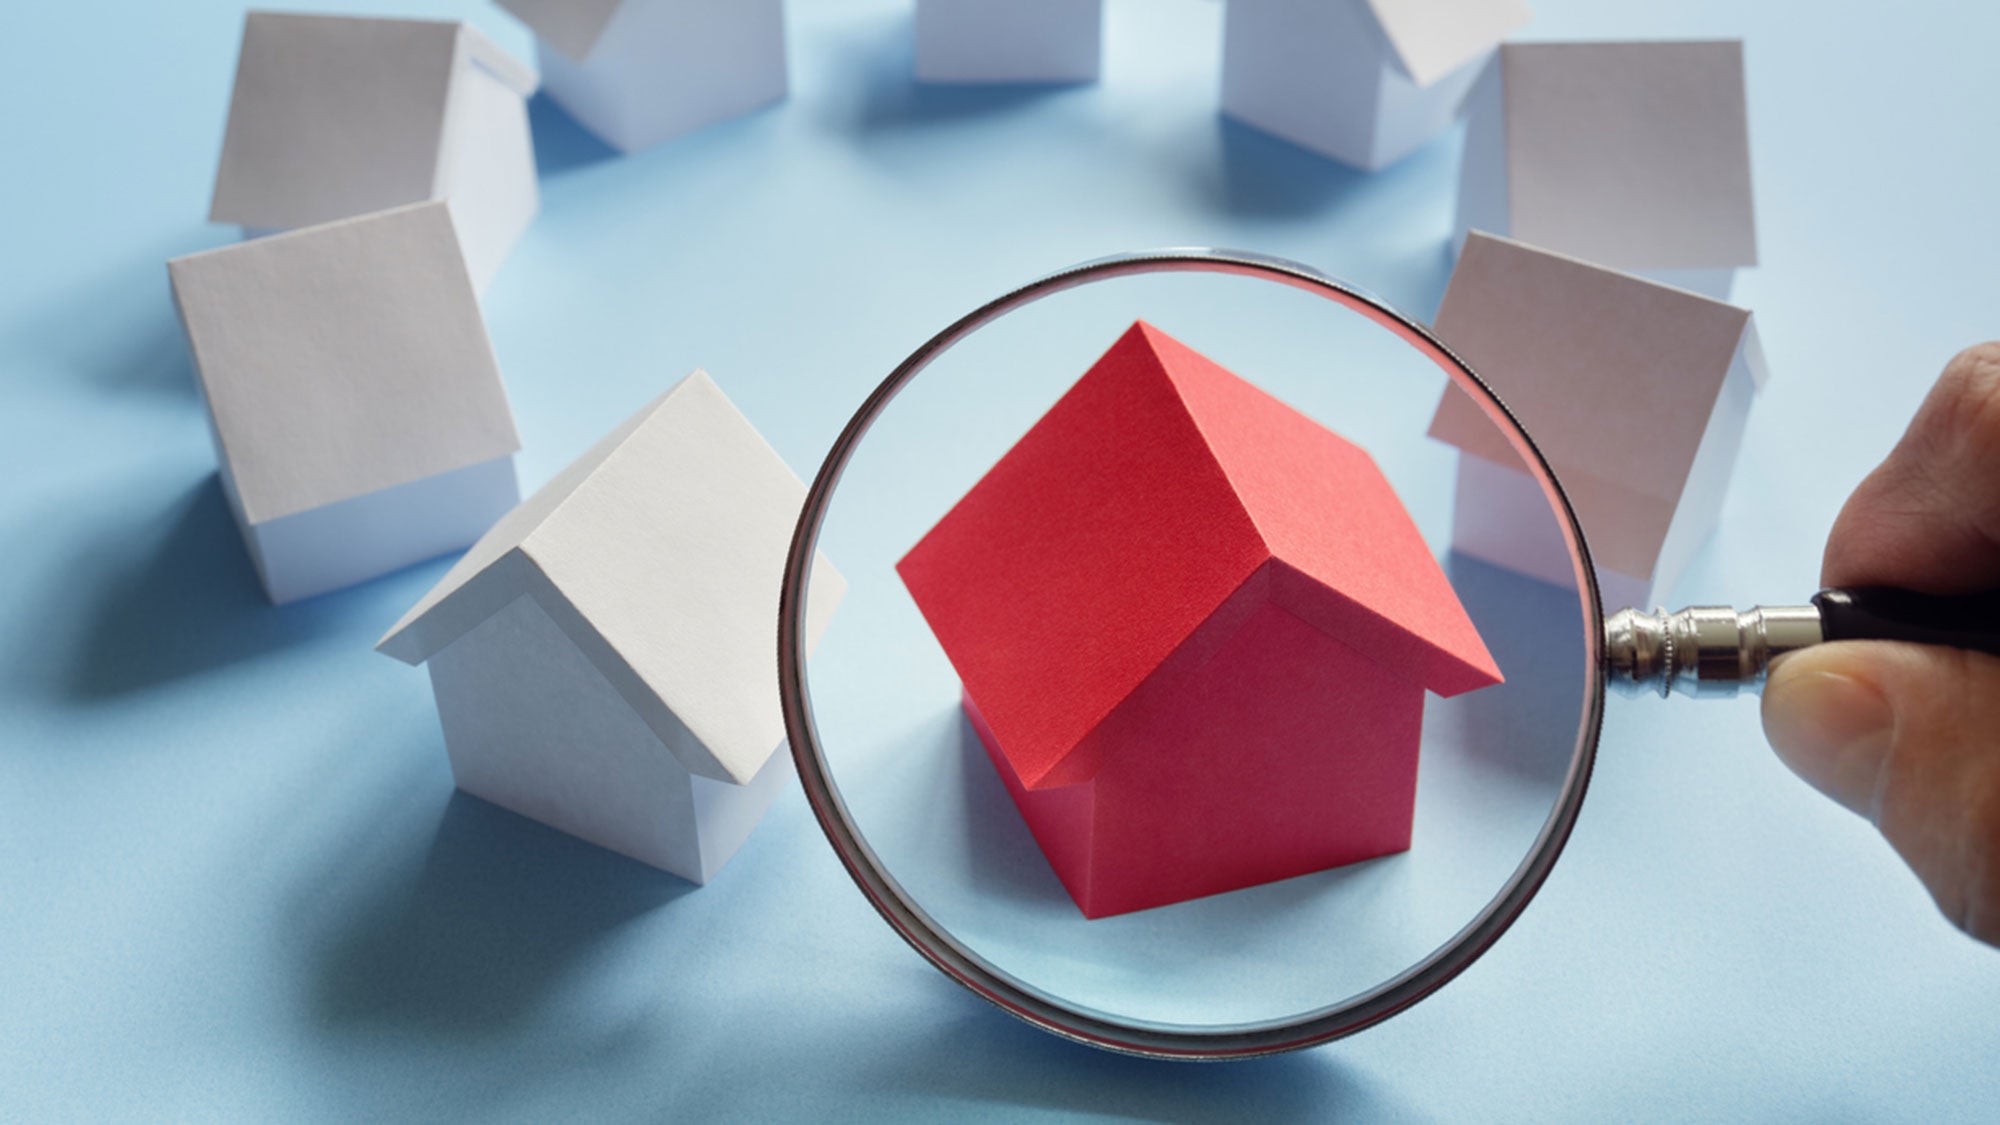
[779, 248, 1609, 1060]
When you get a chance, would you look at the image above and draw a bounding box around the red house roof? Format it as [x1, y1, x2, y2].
[898, 321, 1501, 791]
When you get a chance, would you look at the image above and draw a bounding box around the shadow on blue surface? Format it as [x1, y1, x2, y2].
[954, 707, 1074, 907]
[1201, 118, 1371, 221]
[0, 232, 218, 399]
[1440, 550, 1592, 786]
[866, 997, 1399, 1119]
[818, 10, 1087, 134]
[527, 91, 620, 178]
[61, 476, 354, 700]
[310, 790, 690, 1036]
[98, 312, 196, 398]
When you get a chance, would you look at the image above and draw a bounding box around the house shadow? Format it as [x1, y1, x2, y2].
[816, 10, 1087, 137]
[954, 709, 1072, 908]
[309, 790, 691, 1038]
[96, 312, 197, 398]
[1435, 550, 1591, 786]
[860, 997, 1405, 1122]
[1, 229, 221, 400]
[1196, 117, 1371, 221]
[527, 91, 620, 178]
[60, 476, 356, 700]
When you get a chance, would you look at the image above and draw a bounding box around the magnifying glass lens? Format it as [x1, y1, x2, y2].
[792, 258, 1600, 1053]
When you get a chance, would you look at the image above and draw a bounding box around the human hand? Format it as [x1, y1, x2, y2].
[1762, 343, 2000, 946]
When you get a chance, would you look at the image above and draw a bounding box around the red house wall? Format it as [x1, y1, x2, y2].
[968, 591, 1425, 919]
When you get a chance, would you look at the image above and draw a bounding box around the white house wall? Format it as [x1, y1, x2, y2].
[1449, 450, 1651, 613]
[1451, 58, 1508, 250]
[690, 743, 794, 883]
[1367, 34, 1488, 170]
[1646, 339, 1758, 605]
[248, 454, 518, 605]
[1637, 267, 1737, 302]
[1221, 0, 1385, 168]
[537, 0, 787, 153]
[439, 60, 540, 292]
[429, 592, 709, 880]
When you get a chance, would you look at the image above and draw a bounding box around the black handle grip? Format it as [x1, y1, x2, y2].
[1812, 587, 2000, 657]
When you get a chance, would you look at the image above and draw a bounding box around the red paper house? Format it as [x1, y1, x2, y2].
[898, 322, 1503, 918]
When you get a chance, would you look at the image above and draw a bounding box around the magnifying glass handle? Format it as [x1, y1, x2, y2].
[1605, 587, 2000, 699]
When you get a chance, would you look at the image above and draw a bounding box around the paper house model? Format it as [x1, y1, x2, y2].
[208, 11, 539, 292]
[899, 323, 1503, 918]
[1455, 40, 1757, 299]
[1427, 232, 1768, 611]
[915, 0, 1103, 84]
[168, 201, 522, 605]
[495, 0, 786, 152]
[376, 372, 847, 883]
[1223, 0, 1531, 171]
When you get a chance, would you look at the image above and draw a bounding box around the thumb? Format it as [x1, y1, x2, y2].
[1763, 641, 2000, 945]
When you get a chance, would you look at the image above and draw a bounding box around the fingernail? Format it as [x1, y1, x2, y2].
[1762, 667, 1895, 819]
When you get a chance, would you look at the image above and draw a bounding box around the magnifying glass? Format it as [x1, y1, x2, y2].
[777, 249, 2000, 1060]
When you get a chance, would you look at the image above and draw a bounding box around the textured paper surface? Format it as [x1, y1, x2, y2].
[1457, 40, 1757, 271]
[428, 591, 795, 882]
[915, 0, 1101, 84]
[380, 371, 846, 787]
[432, 592, 706, 878]
[525, 0, 787, 152]
[971, 564, 1428, 918]
[1428, 232, 1761, 587]
[170, 201, 521, 527]
[209, 13, 535, 231]
[1222, 0, 1512, 169]
[900, 323, 1501, 915]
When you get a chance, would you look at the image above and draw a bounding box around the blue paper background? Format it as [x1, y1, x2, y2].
[4, 0, 1999, 1119]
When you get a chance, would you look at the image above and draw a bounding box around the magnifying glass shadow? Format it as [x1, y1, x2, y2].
[865, 999, 1406, 1119]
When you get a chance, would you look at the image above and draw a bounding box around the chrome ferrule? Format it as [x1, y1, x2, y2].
[1604, 605, 1825, 698]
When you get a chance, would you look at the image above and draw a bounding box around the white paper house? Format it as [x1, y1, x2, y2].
[376, 372, 848, 883]
[495, 0, 786, 152]
[1455, 40, 1757, 300]
[208, 11, 540, 292]
[1426, 232, 1768, 611]
[1221, 0, 1530, 171]
[915, 0, 1103, 84]
[168, 201, 523, 606]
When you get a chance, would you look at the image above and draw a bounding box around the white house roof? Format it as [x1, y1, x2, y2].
[1426, 232, 1765, 580]
[377, 371, 848, 787]
[495, 0, 626, 62]
[1493, 39, 1757, 270]
[209, 12, 537, 232]
[168, 201, 521, 526]
[1365, 0, 1531, 88]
